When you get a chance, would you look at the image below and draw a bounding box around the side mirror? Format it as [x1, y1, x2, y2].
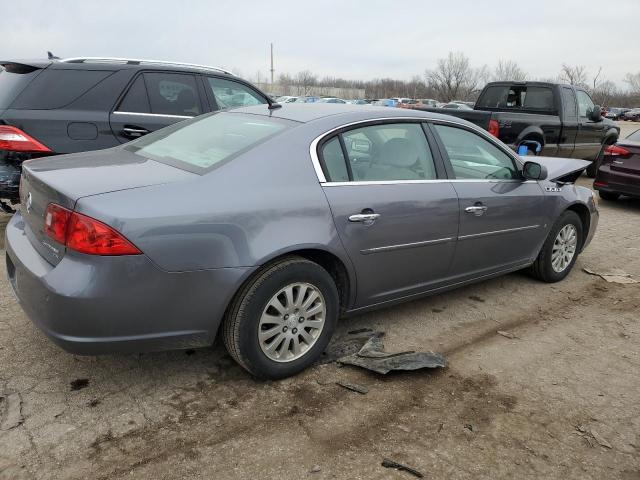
[589, 105, 602, 122]
[522, 161, 548, 181]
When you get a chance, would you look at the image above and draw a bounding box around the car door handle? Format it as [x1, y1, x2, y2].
[465, 205, 488, 216]
[348, 213, 380, 223]
[122, 126, 150, 138]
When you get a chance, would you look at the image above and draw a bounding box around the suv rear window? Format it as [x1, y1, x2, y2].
[126, 112, 293, 172]
[0, 65, 42, 109]
[11, 69, 112, 109]
[477, 85, 555, 112]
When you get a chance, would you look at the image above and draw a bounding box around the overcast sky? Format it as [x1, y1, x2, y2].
[4, 0, 639, 87]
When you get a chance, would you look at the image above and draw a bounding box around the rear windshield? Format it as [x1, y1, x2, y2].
[0, 65, 42, 109]
[477, 85, 555, 112]
[627, 129, 640, 142]
[126, 112, 294, 173]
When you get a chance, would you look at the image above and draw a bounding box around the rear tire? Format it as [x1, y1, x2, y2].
[598, 191, 620, 201]
[529, 211, 583, 283]
[222, 256, 339, 380]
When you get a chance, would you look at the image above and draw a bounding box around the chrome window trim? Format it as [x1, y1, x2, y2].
[458, 224, 540, 241]
[322, 179, 537, 187]
[112, 111, 193, 119]
[309, 116, 524, 185]
[360, 237, 454, 255]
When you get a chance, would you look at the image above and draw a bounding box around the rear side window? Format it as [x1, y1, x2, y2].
[320, 137, 349, 182]
[319, 123, 437, 182]
[11, 69, 112, 109]
[143, 72, 201, 116]
[126, 112, 292, 172]
[116, 75, 150, 113]
[207, 77, 266, 109]
[477, 85, 555, 112]
[0, 64, 42, 109]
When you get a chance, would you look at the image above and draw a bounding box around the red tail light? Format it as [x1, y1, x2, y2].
[44, 204, 141, 255]
[604, 145, 630, 157]
[0, 125, 51, 152]
[488, 119, 500, 138]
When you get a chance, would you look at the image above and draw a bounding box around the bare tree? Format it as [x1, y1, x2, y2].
[560, 64, 588, 87]
[493, 60, 527, 81]
[591, 66, 603, 91]
[591, 80, 618, 106]
[294, 70, 317, 96]
[624, 72, 640, 93]
[426, 52, 487, 102]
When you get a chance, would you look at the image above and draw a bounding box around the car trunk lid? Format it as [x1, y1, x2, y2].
[610, 140, 640, 175]
[19, 147, 194, 265]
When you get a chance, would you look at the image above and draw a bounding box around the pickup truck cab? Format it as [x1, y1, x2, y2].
[419, 82, 619, 176]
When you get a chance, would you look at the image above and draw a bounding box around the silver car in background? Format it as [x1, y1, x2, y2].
[6, 104, 598, 379]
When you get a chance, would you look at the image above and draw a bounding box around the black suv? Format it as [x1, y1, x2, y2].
[0, 57, 270, 211]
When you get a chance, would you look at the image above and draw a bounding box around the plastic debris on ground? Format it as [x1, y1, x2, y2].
[337, 335, 446, 374]
[583, 266, 638, 284]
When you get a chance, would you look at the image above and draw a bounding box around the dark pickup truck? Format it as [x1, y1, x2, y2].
[417, 81, 620, 176]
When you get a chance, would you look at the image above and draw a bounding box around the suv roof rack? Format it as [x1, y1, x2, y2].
[60, 57, 234, 75]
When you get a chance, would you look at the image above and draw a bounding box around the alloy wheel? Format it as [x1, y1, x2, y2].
[258, 282, 326, 362]
[551, 224, 578, 273]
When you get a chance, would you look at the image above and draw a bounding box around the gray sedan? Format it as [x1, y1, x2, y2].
[6, 104, 598, 379]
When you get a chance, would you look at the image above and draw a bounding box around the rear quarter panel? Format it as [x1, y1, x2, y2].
[74, 124, 351, 275]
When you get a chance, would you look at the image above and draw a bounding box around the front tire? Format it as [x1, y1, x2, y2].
[529, 211, 583, 283]
[222, 256, 339, 379]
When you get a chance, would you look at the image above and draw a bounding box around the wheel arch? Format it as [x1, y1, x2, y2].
[517, 127, 545, 147]
[221, 245, 355, 326]
[565, 202, 591, 252]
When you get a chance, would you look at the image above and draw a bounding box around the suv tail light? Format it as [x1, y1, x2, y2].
[604, 145, 630, 157]
[488, 119, 499, 138]
[0, 125, 51, 152]
[44, 204, 141, 255]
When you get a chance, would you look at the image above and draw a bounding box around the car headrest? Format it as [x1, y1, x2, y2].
[378, 138, 420, 167]
[175, 88, 196, 111]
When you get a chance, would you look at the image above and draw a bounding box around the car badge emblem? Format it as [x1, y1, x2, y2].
[26, 192, 33, 213]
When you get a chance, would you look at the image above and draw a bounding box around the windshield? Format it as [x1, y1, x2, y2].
[126, 112, 294, 172]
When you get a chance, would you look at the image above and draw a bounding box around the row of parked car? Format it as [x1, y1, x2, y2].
[604, 107, 640, 121]
[274, 95, 475, 110]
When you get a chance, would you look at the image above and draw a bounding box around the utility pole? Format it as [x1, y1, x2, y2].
[270, 43, 274, 84]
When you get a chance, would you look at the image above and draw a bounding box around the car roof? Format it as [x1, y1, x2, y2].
[232, 103, 463, 124]
[0, 58, 239, 78]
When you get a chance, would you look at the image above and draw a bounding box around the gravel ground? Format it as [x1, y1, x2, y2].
[1, 124, 639, 479]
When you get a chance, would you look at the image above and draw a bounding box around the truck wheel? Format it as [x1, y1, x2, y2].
[529, 211, 582, 283]
[222, 256, 339, 379]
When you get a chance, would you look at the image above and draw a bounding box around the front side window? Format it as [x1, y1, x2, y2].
[126, 112, 291, 172]
[207, 77, 266, 109]
[433, 124, 519, 180]
[143, 72, 201, 117]
[576, 90, 595, 118]
[319, 123, 437, 182]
